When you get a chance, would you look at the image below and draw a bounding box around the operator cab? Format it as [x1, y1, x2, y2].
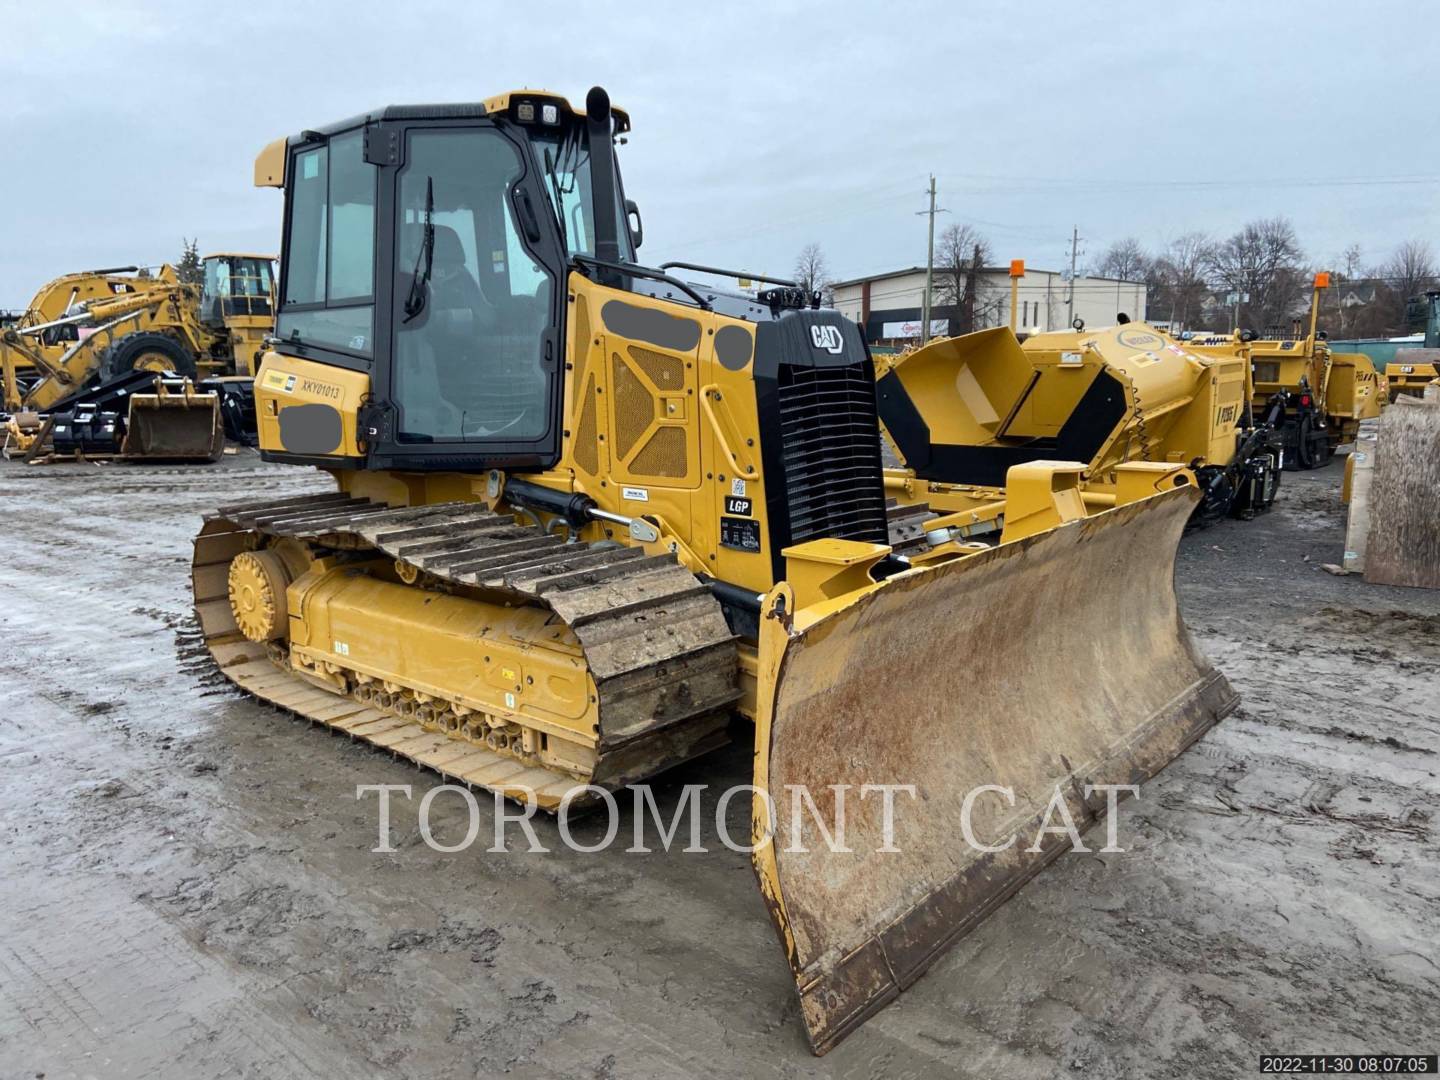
[201, 254, 276, 326]
[265, 90, 636, 469]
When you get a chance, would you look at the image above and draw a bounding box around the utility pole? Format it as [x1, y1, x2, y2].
[1065, 225, 1082, 328]
[919, 175, 941, 345]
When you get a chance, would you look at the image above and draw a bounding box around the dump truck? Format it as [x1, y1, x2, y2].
[1388, 290, 1440, 401]
[1, 254, 274, 459]
[1184, 273, 1384, 470]
[876, 320, 1285, 529]
[191, 87, 1237, 1052]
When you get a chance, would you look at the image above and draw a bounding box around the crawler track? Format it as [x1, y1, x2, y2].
[192, 493, 740, 809]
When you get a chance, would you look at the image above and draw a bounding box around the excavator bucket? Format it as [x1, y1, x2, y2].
[121, 379, 225, 462]
[751, 485, 1235, 1053]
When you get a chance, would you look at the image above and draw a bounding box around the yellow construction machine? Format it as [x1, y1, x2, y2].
[1183, 273, 1384, 470]
[877, 319, 1285, 530]
[192, 87, 1236, 1052]
[1, 254, 274, 460]
[1387, 291, 1440, 401]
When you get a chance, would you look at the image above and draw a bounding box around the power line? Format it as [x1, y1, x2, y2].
[947, 172, 1440, 191]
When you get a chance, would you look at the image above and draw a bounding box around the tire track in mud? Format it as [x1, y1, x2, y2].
[1, 454, 1438, 1077]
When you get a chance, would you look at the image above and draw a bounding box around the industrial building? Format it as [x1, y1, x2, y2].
[830, 265, 1147, 346]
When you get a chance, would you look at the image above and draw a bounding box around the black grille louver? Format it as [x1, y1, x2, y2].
[753, 312, 891, 581]
[775, 362, 890, 546]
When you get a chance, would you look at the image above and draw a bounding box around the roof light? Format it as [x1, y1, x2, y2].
[541, 103, 559, 125]
[516, 102, 535, 122]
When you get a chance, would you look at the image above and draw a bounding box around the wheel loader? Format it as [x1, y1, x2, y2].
[877, 318, 1285, 530]
[192, 86, 1236, 1053]
[0, 254, 274, 460]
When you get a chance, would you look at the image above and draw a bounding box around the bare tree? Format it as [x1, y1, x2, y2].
[1339, 243, 1363, 280]
[933, 223, 993, 334]
[1093, 238, 1149, 283]
[1381, 240, 1437, 310]
[1207, 217, 1308, 333]
[1328, 244, 1366, 336]
[792, 243, 830, 300]
[1149, 232, 1212, 331]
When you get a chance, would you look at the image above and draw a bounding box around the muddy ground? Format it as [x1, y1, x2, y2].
[0, 451, 1436, 1079]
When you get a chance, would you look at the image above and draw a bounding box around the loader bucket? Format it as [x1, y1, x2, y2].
[750, 485, 1235, 1054]
[121, 383, 225, 462]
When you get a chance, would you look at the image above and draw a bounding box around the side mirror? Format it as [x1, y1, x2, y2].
[625, 199, 643, 250]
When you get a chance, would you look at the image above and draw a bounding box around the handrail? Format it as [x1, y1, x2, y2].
[571, 255, 712, 310]
[658, 260, 799, 289]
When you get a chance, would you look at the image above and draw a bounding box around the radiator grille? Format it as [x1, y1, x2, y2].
[775, 362, 889, 545]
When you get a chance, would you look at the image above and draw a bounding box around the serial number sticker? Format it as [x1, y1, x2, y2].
[264, 370, 298, 393]
[719, 516, 762, 553]
[1258, 1054, 1436, 1074]
[299, 377, 343, 400]
[621, 486, 649, 502]
[725, 496, 752, 516]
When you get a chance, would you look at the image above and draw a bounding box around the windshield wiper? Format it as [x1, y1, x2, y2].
[403, 176, 435, 323]
[542, 148, 568, 253]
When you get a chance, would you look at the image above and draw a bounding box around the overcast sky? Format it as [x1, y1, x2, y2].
[2, 0, 1435, 307]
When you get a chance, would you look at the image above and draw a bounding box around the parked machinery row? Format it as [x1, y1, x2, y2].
[1183, 273, 1385, 471]
[1, 254, 273, 460]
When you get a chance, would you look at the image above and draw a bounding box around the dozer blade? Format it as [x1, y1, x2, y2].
[121, 388, 225, 462]
[750, 485, 1235, 1054]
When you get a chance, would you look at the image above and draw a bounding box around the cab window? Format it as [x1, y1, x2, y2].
[392, 127, 554, 443]
[278, 130, 376, 356]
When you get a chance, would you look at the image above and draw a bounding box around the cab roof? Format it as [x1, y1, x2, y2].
[254, 89, 629, 188]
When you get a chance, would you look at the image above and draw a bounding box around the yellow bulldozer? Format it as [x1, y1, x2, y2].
[877, 318, 1285, 530]
[191, 87, 1236, 1052]
[1, 254, 274, 460]
[1182, 272, 1385, 470]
